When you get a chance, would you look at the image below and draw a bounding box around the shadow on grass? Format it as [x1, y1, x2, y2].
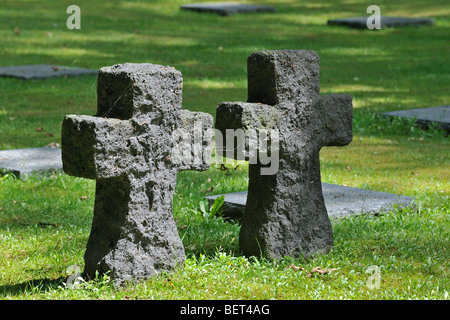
[0, 277, 66, 297]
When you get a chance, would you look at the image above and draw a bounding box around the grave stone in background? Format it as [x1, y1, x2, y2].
[215, 50, 353, 259]
[206, 184, 416, 221]
[0, 64, 97, 80]
[0, 147, 62, 177]
[382, 106, 449, 133]
[181, 2, 276, 16]
[62, 63, 213, 286]
[327, 16, 434, 29]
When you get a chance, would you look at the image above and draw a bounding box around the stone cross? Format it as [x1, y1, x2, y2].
[215, 50, 353, 259]
[62, 63, 213, 285]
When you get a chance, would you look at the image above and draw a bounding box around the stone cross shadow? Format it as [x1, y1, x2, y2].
[62, 63, 213, 285]
[215, 50, 353, 259]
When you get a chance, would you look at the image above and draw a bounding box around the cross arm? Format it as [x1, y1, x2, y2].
[61, 115, 134, 179]
[215, 101, 279, 161]
[216, 101, 279, 132]
[318, 94, 353, 147]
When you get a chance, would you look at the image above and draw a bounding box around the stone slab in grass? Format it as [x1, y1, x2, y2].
[0, 64, 98, 80]
[327, 16, 434, 29]
[0, 147, 62, 176]
[382, 106, 450, 133]
[206, 183, 416, 221]
[180, 2, 276, 16]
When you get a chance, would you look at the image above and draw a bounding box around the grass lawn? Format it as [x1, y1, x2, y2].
[0, 0, 448, 300]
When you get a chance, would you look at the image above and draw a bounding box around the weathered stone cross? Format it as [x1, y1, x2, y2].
[215, 50, 353, 259]
[62, 63, 213, 285]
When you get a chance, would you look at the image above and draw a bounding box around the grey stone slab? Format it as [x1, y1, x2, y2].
[0, 64, 98, 80]
[382, 106, 450, 133]
[0, 147, 62, 176]
[327, 16, 434, 29]
[206, 183, 415, 220]
[181, 2, 275, 16]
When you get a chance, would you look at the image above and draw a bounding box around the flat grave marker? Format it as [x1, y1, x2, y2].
[181, 2, 275, 16]
[327, 16, 434, 29]
[0, 64, 97, 80]
[382, 106, 449, 133]
[0, 147, 62, 177]
[206, 184, 416, 221]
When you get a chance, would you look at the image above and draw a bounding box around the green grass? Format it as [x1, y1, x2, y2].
[0, 0, 449, 300]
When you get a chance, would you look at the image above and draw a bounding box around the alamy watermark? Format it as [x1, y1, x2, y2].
[65, 264, 83, 289]
[213, 128, 279, 176]
[367, 5, 381, 29]
[171, 121, 280, 175]
[67, 5, 81, 30]
[366, 265, 381, 289]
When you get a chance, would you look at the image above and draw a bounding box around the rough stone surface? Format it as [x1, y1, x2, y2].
[0, 147, 62, 177]
[181, 2, 275, 16]
[215, 50, 353, 259]
[206, 184, 416, 221]
[327, 16, 434, 29]
[382, 106, 449, 133]
[62, 63, 213, 286]
[0, 64, 97, 80]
